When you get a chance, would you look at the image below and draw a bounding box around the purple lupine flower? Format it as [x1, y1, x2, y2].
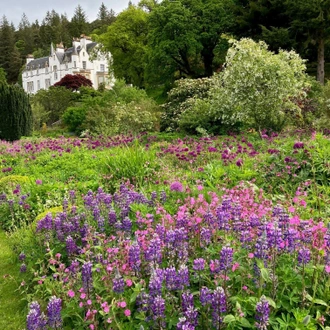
[81, 261, 93, 293]
[193, 258, 205, 271]
[145, 234, 162, 264]
[178, 265, 190, 289]
[298, 248, 311, 266]
[325, 223, 330, 248]
[200, 287, 212, 306]
[266, 223, 283, 250]
[255, 295, 270, 329]
[19, 252, 26, 261]
[20, 263, 27, 273]
[211, 287, 226, 327]
[200, 227, 212, 246]
[47, 296, 62, 329]
[150, 295, 166, 321]
[66, 236, 78, 256]
[149, 271, 163, 296]
[254, 233, 269, 260]
[113, 270, 125, 294]
[182, 291, 194, 312]
[155, 224, 165, 241]
[170, 181, 184, 192]
[216, 207, 230, 231]
[122, 217, 132, 232]
[136, 292, 149, 312]
[160, 191, 167, 204]
[184, 306, 198, 328]
[151, 191, 157, 202]
[164, 266, 178, 291]
[219, 246, 233, 271]
[108, 209, 117, 226]
[177, 317, 195, 330]
[128, 242, 141, 272]
[26, 302, 47, 330]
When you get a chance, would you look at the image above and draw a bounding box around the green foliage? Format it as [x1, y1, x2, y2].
[146, 0, 234, 86]
[63, 80, 160, 136]
[103, 141, 159, 190]
[62, 106, 87, 134]
[161, 77, 214, 131]
[0, 176, 29, 193]
[98, 6, 148, 87]
[0, 82, 32, 141]
[0, 67, 6, 82]
[210, 38, 308, 133]
[30, 86, 75, 126]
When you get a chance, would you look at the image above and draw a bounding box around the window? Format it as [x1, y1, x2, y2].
[74, 61, 77, 68]
[53, 65, 57, 72]
[45, 79, 51, 89]
[27, 81, 34, 93]
[37, 80, 40, 90]
[46, 67, 48, 73]
[65, 63, 68, 70]
[37, 69, 39, 75]
[100, 64, 105, 72]
[54, 72, 58, 80]
[82, 61, 87, 70]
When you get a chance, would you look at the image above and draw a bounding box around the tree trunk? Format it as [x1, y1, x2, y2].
[317, 36, 325, 85]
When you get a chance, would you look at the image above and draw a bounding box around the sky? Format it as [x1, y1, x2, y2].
[0, 0, 139, 28]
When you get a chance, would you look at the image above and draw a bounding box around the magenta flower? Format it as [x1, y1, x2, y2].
[170, 181, 184, 192]
[35, 179, 42, 185]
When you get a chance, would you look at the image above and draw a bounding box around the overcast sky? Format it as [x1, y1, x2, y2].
[0, 0, 139, 27]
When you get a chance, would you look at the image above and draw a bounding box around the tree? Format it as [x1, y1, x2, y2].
[70, 5, 90, 37]
[0, 16, 22, 83]
[146, 0, 235, 86]
[0, 68, 6, 82]
[210, 38, 308, 133]
[54, 74, 93, 91]
[90, 3, 116, 34]
[284, 0, 330, 85]
[0, 82, 32, 141]
[99, 6, 148, 87]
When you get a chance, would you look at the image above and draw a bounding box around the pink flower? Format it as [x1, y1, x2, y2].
[67, 290, 75, 298]
[288, 206, 295, 213]
[103, 306, 110, 313]
[126, 279, 133, 287]
[79, 302, 84, 308]
[119, 301, 127, 308]
[242, 286, 248, 291]
[124, 309, 131, 317]
[107, 318, 112, 324]
[87, 299, 92, 305]
[35, 179, 42, 185]
[89, 325, 95, 329]
[248, 253, 254, 259]
[325, 265, 330, 274]
[299, 200, 306, 207]
[55, 253, 61, 259]
[197, 185, 203, 191]
[80, 293, 86, 299]
[232, 262, 240, 272]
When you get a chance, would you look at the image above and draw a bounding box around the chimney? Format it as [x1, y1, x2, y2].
[26, 54, 34, 64]
[56, 42, 64, 53]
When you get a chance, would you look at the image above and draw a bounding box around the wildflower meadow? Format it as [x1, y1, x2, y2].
[0, 130, 330, 330]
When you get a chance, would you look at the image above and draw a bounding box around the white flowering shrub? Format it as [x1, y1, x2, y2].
[210, 38, 308, 132]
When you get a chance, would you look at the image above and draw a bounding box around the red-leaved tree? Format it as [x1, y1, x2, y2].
[53, 74, 93, 91]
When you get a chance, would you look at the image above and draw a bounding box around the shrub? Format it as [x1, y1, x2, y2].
[0, 82, 32, 141]
[53, 74, 93, 91]
[212, 38, 308, 133]
[161, 77, 213, 131]
[62, 106, 88, 134]
[30, 86, 75, 126]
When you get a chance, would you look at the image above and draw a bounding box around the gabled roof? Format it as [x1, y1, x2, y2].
[26, 57, 48, 70]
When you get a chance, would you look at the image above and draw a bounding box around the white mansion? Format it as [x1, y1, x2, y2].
[22, 35, 112, 94]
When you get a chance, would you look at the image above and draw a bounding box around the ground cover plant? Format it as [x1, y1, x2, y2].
[0, 130, 330, 329]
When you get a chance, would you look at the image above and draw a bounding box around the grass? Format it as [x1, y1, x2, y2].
[0, 229, 26, 329]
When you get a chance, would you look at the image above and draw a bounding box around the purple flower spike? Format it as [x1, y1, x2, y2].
[255, 295, 270, 329]
[47, 296, 62, 329]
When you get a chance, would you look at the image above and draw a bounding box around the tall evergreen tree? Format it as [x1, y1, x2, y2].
[70, 5, 90, 37]
[0, 16, 22, 83]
